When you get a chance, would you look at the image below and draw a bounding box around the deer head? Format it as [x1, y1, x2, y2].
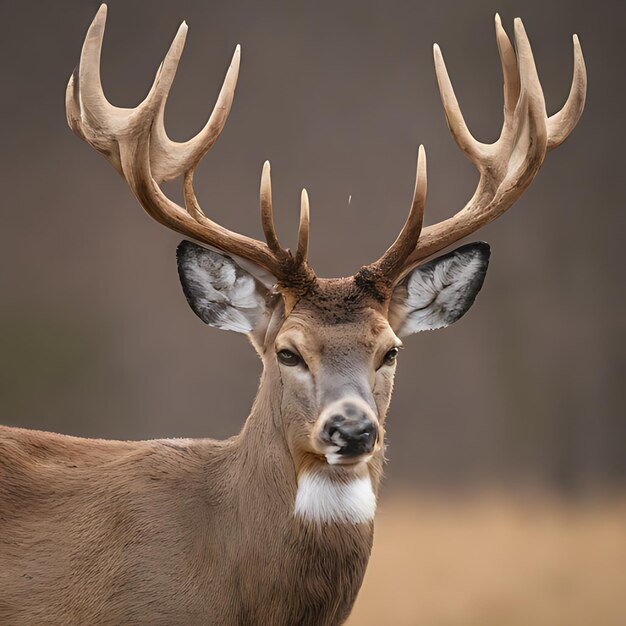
[67, 5, 586, 506]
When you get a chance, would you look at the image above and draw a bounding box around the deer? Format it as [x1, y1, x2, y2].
[0, 5, 586, 625]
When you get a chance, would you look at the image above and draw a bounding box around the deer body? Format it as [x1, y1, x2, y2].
[0, 402, 374, 625]
[0, 5, 585, 625]
[2, 287, 388, 625]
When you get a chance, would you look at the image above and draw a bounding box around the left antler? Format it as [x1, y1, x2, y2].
[367, 15, 586, 286]
[67, 5, 313, 285]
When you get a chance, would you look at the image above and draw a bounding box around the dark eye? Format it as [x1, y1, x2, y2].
[277, 349, 302, 367]
[383, 347, 399, 366]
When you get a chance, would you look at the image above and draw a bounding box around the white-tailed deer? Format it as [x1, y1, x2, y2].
[0, 5, 586, 625]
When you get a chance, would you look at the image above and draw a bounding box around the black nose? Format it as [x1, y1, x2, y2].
[323, 410, 377, 457]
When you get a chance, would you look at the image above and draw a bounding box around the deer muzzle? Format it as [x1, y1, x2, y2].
[314, 397, 381, 465]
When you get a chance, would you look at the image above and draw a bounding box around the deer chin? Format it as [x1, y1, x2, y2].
[298, 448, 373, 475]
[304, 441, 375, 469]
[324, 448, 373, 467]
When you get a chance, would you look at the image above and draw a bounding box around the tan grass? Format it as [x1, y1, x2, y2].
[347, 492, 626, 626]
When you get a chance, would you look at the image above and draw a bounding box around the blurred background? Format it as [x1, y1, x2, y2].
[0, 0, 624, 623]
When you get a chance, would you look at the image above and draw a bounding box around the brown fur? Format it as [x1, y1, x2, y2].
[31, 7, 585, 621]
[0, 283, 391, 625]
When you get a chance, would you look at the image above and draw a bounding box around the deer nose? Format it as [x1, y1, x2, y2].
[322, 410, 377, 457]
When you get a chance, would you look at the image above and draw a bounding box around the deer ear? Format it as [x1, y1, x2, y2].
[176, 240, 273, 334]
[389, 242, 490, 337]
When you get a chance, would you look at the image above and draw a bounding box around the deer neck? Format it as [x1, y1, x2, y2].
[224, 368, 376, 624]
[234, 368, 298, 513]
[233, 365, 382, 525]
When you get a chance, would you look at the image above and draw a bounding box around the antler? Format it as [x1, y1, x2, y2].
[66, 4, 313, 284]
[367, 15, 586, 287]
[68, 8, 586, 299]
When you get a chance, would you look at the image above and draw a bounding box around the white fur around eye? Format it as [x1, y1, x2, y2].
[294, 471, 376, 524]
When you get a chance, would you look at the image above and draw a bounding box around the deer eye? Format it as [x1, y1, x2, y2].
[277, 349, 302, 367]
[383, 347, 400, 366]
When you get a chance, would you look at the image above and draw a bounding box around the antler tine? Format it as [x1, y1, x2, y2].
[65, 5, 126, 175]
[66, 4, 188, 177]
[145, 22, 188, 117]
[76, 4, 113, 123]
[150, 45, 241, 183]
[547, 34, 587, 150]
[494, 14, 520, 129]
[512, 18, 548, 151]
[514, 18, 546, 111]
[367, 146, 427, 281]
[411, 145, 427, 227]
[182, 169, 212, 223]
[260, 161, 285, 257]
[433, 44, 488, 162]
[295, 189, 310, 266]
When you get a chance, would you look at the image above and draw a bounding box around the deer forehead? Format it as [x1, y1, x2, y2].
[276, 306, 394, 358]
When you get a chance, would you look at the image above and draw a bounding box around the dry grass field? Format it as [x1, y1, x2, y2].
[347, 492, 626, 626]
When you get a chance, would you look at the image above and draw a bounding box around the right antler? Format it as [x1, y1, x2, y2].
[365, 15, 586, 288]
[66, 5, 313, 284]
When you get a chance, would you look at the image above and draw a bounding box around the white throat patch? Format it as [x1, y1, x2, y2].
[294, 471, 376, 524]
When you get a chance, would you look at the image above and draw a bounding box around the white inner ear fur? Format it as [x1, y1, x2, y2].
[294, 471, 376, 524]
[391, 245, 489, 337]
[178, 242, 271, 334]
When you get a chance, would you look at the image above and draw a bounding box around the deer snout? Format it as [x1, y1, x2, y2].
[324, 414, 376, 454]
[315, 399, 380, 465]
